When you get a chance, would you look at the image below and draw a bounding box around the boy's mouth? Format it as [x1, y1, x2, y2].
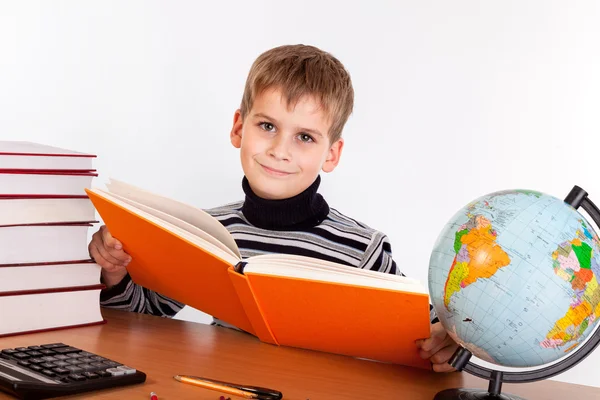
[259, 163, 293, 177]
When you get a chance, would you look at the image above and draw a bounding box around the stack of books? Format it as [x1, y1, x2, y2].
[0, 141, 105, 337]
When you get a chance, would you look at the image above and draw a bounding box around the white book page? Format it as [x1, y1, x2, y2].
[106, 179, 240, 258]
[244, 261, 426, 294]
[0, 141, 92, 156]
[88, 189, 240, 266]
[99, 190, 237, 260]
[248, 253, 423, 285]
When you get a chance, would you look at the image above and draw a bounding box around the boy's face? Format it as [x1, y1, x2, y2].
[230, 87, 343, 200]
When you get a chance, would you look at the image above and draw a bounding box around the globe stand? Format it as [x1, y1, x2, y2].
[433, 348, 526, 400]
[433, 186, 600, 400]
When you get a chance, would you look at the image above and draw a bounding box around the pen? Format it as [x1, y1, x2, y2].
[150, 392, 158, 400]
[173, 375, 282, 400]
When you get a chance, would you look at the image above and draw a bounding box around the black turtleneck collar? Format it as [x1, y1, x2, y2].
[241, 175, 330, 231]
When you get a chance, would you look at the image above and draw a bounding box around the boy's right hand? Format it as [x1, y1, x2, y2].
[88, 225, 132, 288]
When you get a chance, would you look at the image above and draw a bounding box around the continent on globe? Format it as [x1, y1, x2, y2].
[443, 215, 511, 309]
[542, 222, 600, 350]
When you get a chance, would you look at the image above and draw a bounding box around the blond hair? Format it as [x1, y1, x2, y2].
[240, 44, 354, 143]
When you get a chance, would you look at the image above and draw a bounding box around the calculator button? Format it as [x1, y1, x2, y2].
[66, 359, 83, 365]
[53, 347, 80, 354]
[12, 353, 31, 360]
[106, 367, 125, 376]
[40, 362, 56, 369]
[52, 367, 71, 375]
[96, 370, 112, 378]
[83, 372, 100, 379]
[15, 347, 29, 352]
[90, 362, 108, 368]
[116, 366, 136, 375]
[17, 361, 30, 367]
[90, 356, 106, 362]
[78, 351, 93, 357]
[29, 358, 45, 364]
[68, 373, 86, 382]
[39, 349, 56, 355]
[1, 349, 18, 356]
[78, 364, 97, 371]
[27, 346, 44, 351]
[60, 377, 71, 383]
[65, 365, 84, 373]
[29, 365, 43, 372]
[66, 353, 82, 359]
[40, 343, 66, 349]
[41, 356, 58, 362]
[54, 361, 70, 367]
[53, 354, 69, 360]
[41, 369, 56, 377]
[78, 357, 94, 363]
[26, 351, 43, 357]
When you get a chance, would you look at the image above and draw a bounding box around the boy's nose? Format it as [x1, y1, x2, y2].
[267, 136, 291, 161]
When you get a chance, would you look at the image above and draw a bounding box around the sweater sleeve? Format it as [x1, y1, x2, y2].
[99, 273, 184, 317]
[359, 231, 439, 324]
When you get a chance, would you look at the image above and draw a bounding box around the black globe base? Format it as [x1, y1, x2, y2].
[433, 388, 527, 400]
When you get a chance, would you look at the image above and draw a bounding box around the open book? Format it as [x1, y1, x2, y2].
[86, 180, 432, 368]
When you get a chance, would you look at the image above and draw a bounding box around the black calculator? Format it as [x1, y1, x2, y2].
[0, 343, 146, 399]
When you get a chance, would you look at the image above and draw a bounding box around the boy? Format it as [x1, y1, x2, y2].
[89, 44, 457, 372]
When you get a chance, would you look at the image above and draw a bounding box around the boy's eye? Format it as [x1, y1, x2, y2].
[259, 122, 275, 132]
[298, 133, 314, 143]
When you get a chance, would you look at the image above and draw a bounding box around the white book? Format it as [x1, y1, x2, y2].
[0, 286, 104, 336]
[0, 261, 101, 292]
[0, 224, 92, 265]
[0, 141, 95, 170]
[0, 171, 96, 196]
[0, 197, 96, 226]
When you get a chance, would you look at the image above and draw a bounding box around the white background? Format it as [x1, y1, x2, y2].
[2, 0, 600, 389]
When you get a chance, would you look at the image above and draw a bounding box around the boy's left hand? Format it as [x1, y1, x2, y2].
[415, 322, 459, 372]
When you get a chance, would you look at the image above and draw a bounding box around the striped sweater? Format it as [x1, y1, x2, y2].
[99, 176, 439, 325]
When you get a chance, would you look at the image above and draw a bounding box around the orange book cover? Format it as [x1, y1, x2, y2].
[86, 183, 433, 369]
[244, 273, 432, 368]
[86, 190, 255, 334]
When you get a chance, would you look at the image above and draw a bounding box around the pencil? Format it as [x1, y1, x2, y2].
[174, 375, 260, 399]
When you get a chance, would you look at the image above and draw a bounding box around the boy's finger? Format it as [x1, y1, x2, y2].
[419, 334, 444, 353]
[105, 246, 131, 264]
[95, 242, 128, 266]
[432, 362, 457, 373]
[430, 343, 459, 365]
[419, 337, 450, 359]
[89, 245, 121, 272]
[101, 225, 122, 250]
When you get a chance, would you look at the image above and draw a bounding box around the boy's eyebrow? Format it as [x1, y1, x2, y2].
[253, 112, 324, 138]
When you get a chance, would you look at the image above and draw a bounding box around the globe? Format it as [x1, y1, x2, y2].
[429, 188, 600, 369]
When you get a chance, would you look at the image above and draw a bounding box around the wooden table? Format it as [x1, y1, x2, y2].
[0, 309, 596, 399]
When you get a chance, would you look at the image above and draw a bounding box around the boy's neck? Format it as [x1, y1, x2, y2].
[241, 176, 330, 231]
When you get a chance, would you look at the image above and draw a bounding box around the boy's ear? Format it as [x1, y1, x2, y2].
[230, 109, 243, 149]
[322, 138, 344, 173]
